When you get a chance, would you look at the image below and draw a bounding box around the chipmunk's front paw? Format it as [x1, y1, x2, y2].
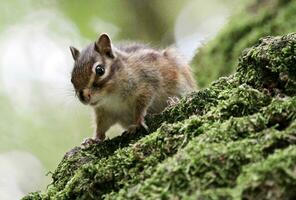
[81, 137, 102, 147]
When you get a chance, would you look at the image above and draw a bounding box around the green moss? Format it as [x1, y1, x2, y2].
[194, 144, 296, 200]
[117, 140, 262, 199]
[237, 33, 296, 95]
[22, 192, 43, 200]
[23, 33, 296, 200]
[192, 0, 296, 87]
[106, 97, 296, 199]
[236, 146, 296, 200]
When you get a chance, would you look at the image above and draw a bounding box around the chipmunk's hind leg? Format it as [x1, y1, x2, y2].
[125, 115, 148, 134]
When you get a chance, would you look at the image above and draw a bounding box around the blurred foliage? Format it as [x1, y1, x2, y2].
[57, 0, 188, 45]
[0, 93, 92, 169]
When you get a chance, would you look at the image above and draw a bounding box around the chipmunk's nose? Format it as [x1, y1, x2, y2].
[78, 89, 91, 103]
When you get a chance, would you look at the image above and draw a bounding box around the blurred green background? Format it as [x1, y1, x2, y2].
[0, 0, 243, 198]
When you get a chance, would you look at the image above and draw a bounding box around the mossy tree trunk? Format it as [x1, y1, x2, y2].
[24, 33, 296, 200]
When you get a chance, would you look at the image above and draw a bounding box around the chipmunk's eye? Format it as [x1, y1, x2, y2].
[95, 64, 105, 76]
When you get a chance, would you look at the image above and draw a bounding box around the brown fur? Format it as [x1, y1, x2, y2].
[70, 34, 197, 142]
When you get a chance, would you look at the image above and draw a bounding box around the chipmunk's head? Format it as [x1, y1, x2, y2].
[70, 33, 119, 106]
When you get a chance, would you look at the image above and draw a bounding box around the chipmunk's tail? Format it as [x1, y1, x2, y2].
[163, 47, 197, 90]
[162, 47, 188, 68]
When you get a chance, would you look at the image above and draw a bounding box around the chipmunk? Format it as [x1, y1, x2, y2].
[70, 33, 196, 143]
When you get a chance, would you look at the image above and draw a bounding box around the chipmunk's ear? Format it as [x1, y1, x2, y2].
[94, 33, 114, 58]
[69, 46, 80, 61]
